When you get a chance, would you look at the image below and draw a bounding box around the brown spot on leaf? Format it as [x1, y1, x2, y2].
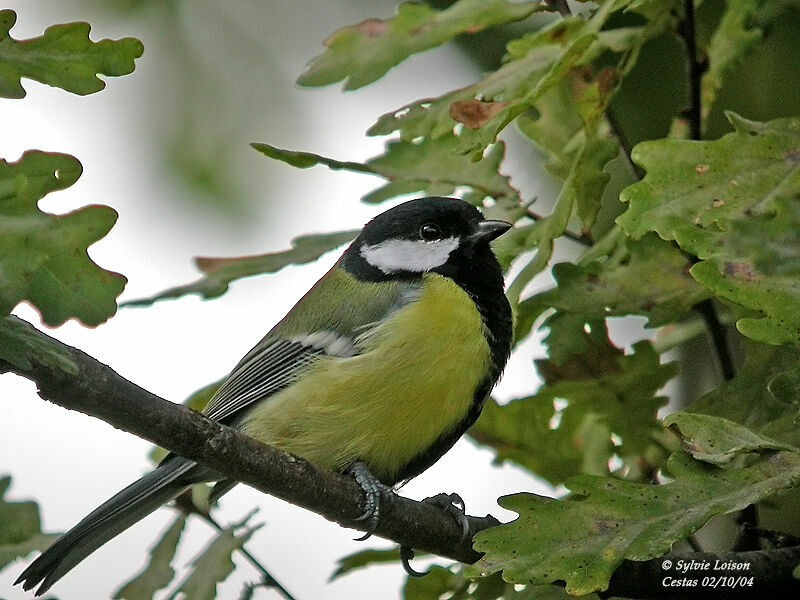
[352, 18, 388, 37]
[695, 164, 710, 176]
[449, 99, 509, 129]
[548, 22, 569, 43]
[196, 255, 245, 273]
[723, 261, 759, 280]
[596, 67, 619, 95]
[785, 148, 800, 162]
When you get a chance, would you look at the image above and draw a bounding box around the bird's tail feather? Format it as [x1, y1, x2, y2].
[15, 457, 201, 596]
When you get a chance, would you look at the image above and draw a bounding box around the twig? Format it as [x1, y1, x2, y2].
[680, 0, 703, 141]
[605, 107, 645, 180]
[693, 298, 736, 381]
[202, 512, 298, 600]
[551, 0, 571, 18]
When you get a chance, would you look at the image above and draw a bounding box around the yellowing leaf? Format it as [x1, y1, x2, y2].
[126, 230, 357, 306]
[297, 0, 540, 90]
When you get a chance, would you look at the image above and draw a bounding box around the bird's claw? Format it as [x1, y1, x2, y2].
[423, 492, 470, 539]
[348, 461, 393, 541]
[400, 546, 428, 578]
[400, 492, 471, 577]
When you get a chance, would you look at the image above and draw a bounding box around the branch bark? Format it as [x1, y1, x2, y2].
[2, 316, 799, 597]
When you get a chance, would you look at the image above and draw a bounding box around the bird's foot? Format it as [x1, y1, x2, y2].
[347, 461, 394, 541]
[401, 492, 470, 577]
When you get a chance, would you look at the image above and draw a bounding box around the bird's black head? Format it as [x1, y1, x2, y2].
[342, 197, 511, 282]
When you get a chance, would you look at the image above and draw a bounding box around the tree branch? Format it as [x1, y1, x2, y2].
[0, 317, 494, 566]
[2, 316, 799, 597]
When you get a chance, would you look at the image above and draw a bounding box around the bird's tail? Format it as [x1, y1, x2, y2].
[15, 457, 202, 596]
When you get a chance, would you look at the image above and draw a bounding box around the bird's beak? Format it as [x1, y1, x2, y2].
[471, 219, 512, 244]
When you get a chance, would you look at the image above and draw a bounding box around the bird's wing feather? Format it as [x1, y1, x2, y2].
[202, 267, 421, 425]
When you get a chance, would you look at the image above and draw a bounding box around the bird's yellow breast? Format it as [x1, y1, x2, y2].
[239, 273, 491, 483]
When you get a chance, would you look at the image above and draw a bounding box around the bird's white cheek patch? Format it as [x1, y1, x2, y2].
[360, 238, 459, 274]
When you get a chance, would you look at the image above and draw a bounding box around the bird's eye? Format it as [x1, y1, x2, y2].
[419, 223, 442, 241]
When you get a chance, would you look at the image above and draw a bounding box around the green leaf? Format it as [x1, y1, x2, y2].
[701, 0, 766, 122]
[297, 0, 540, 90]
[470, 338, 677, 485]
[113, 516, 186, 600]
[173, 521, 260, 600]
[402, 564, 567, 600]
[0, 315, 78, 375]
[677, 199, 800, 345]
[506, 131, 603, 302]
[0, 9, 143, 98]
[0, 151, 126, 326]
[680, 343, 800, 450]
[369, 16, 600, 157]
[0, 475, 58, 571]
[253, 138, 523, 222]
[516, 78, 585, 181]
[364, 138, 520, 212]
[470, 451, 800, 594]
[539, 312, 607, 366]
[0, 533, 60, 572]
[126, 230, 357, 307]
[617, 113, 800, 241]
[534, 233, 710, 327]
[404, 565, 460, 600]
[664, 413, 798, 465]
[330, 547, 401, 581]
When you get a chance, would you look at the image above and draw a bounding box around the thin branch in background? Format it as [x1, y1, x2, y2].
[605, 107, 645, 180]
[680, 0, 704, 141]
[201, 511, 298, 600]
[551, 0, 571, 18]
[686, 535, 704, 553]
[693, 298, 736, 381]
[678, 0, 759, 550]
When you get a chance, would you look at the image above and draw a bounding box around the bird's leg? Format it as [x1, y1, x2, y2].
[347, 460, 394, 540]
[401, 492, 470, 577]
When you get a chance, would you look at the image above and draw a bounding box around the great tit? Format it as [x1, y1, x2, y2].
[16, 196, 513, 595]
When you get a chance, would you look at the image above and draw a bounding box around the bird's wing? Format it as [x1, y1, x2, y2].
[202, 266, 421, 425]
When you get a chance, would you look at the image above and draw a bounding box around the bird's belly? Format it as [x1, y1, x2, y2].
[239, 275, 491, 483]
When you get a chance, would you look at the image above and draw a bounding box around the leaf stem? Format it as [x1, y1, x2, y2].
[605, 107, 645, 180]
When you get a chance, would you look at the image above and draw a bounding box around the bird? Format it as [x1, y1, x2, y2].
[16, 196, 513, 595]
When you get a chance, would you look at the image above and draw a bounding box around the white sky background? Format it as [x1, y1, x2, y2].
[0, 1, 563, 599]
